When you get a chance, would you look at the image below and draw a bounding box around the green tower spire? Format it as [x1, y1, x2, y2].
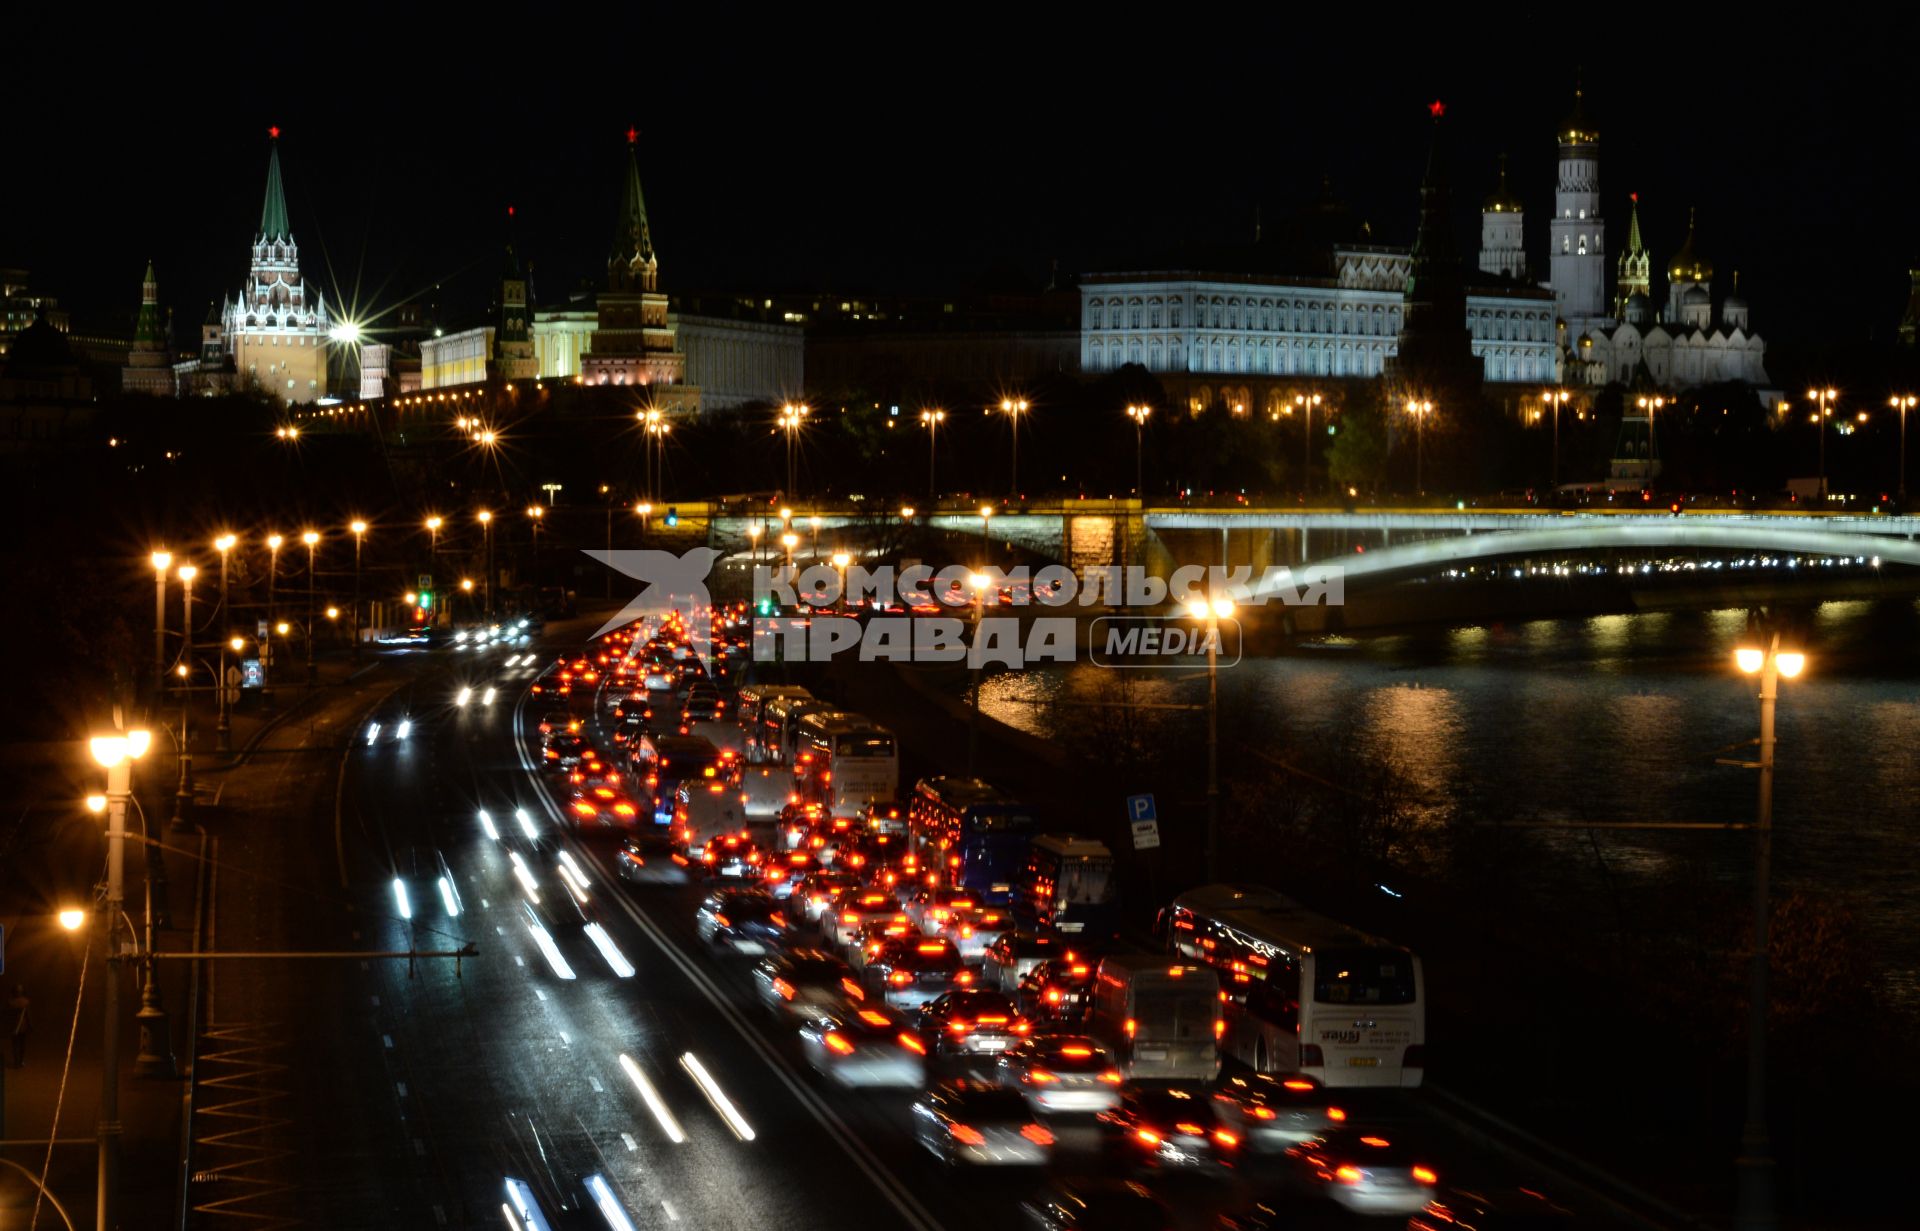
[259, 126, 290, 240]
[609, 127, 656, 289]
[134, 260, 165, 347]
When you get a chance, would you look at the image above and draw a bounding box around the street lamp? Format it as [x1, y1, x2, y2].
[978, 504, 994, 559]
[1807, 387, 1838, 500]
[780, 532, 799, 574]
[1889, 394, 1915, 502]
[301, 531, 319, 682]
[1125, 404, 1151, 497]
[1731, 617, 1806, 1231]
[921, 408, 946, 502]
[778, 403, 809, 496]
[746, 521, 763, 572]
[526, 505, 544, 583]
[172, 564, 197, 830]
[263, 534, 283, 707]
[88, 725, 152, 1231]
[1545, 389, 1571, 489]
[477, 510, 494, 621]
[1000, 398, 1030, 498]
[213, 534, 237, 751]
[349, 520, 368, 661]
[1634, 396, 1667, 486]
[1405, 399, 1434, 495]
[1293, 393, 1323, 491]
[1184, 594, 1235, 882]
[149, 550, 171, 707]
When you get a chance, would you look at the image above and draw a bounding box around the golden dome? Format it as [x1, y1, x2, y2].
[1557, 87, 1598, 146]
[1482, 154, 1523, 213]
[1668, 209, 1714, 283]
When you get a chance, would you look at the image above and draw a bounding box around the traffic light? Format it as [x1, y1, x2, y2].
[756, 596, 774, 616]
[418, 590, 433, 610]
[665, 508, 679, 527]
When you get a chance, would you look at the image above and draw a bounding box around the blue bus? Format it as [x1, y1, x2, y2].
[1015, 834, 1119, 939]
[908, 776, 1036, 903]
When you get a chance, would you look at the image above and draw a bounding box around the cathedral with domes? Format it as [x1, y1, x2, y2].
[1480, 88, 1769, 390]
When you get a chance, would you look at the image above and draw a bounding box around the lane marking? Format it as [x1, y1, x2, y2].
[397, 1082, 408, 1097]
[513, 955, 525, 968]
[620, 1132, 637, 1152]
[513, 681, 944, 1231]
[616, 1053, 688, 1144]
[589, 1075, 603, 1093]
[559, 1031, 571, 1046]
[661, 1201, 680, 1223]
[383, 1034, 394, 1049]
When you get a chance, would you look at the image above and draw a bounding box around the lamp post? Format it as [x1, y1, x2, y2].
[149, 551, 171, 709]
[921, 408, 946, 502]
[1732, 620, 1805, 1231]
[1546, 389, 1571, 489]
[1000, 398, 1029, 498]
[1635, 396, 1667, 486]
[1808, 387, 1837, 500]
[779, 403, 809, 496]
[349, 520, 368, 661]
[746, 521, 762, 574]
[780, 532, 799, 579]
[600, 485, 615, 598]
[1125, 404, 1151, 497]
[171, 566, 196, 830]
[831, 551, 852, 613]
[978, 504, 994, 561]
[652, 420, 672, 500]
[637, 408, 659, 501]
[301, 531, 319, 681]
[1889, 394, 1915, 503]
[1294, 393, 1323, 491]
[263, 534, 282, 708]
[425, 516, 442, 615]
[1405, 399, 1434, 495]
[213, 535, 236, 751]
[526, 505, 544, 585]
[1185, 594, 1234, 882]
[477, 510, 494, 621]
[89, 725, 153, 1231]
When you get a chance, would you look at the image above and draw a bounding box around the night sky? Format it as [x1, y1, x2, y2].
[8, 14, 1915, 356]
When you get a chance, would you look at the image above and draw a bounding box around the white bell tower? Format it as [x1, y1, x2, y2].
[1548, 87, 1606, 324]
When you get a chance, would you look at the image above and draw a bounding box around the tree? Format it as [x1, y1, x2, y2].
[1327, 401, 1388, 492]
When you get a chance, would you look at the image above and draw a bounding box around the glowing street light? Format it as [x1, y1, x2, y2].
[1000, 398, 1030, 497]
[58, 908, 87, 932]
[1124, 404, 1152, 497]
[150, 550, 172, 703]
[1889, 394, 1916, 502]
[1293, 393, 1324, 491]
[1544, 389, 1572, 488]
[1806, 387, 1838, 499]
[920, 408, 946, 501]
[477, 510, 495, 620]
[214, 534, 238, 750]
[778, 403, 810, 496]
[1405, 399, 1435, 495]
[301, 531, 320, 683]
[87, 719, 154, 1225]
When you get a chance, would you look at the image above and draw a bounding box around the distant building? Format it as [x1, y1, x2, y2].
[801, 290, 1080, 397]
[2, 268, 127, 375]
[215, 129, 334, 402]
[0, 314, 97, 450]
[530, 293, 597, 379]
[673, 301, 803, 411]
[579, 131, 694, 409]
[121, 261, 173, 395]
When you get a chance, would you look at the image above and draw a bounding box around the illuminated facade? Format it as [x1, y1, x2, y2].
[579, 131, 691, 405]
[220, 130, 332, 402]
[419, 327, 494, 389]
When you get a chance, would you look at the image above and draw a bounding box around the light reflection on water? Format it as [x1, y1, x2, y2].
[981, 599, 1920, 1013]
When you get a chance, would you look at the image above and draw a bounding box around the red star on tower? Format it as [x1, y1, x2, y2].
[626, 126, 638, 145]
[1428, 100, 1445, 119]
[269, 125, 281, 139]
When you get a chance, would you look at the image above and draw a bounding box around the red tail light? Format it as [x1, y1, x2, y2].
[1335, 1165, 1364, 1183]
[1214, 1129, 1240, 1147]
[955, 971, 973, 985]
[823, 1032, 855, 1055]
[949, 1124, 985, 1146]
[772, 978, 796, 1001]
[1215, 1018, 1227, 1039]
[1249, 1106, 1277, 1120]
[898, 1032, 925, 1054]
[1124, 1018, 1136, 1039]
[888, 971, 911, 986]
[1413, 1165, 1438, 1184]
[1300, 1044, 1325, 1067]
[1135, 1129, 1161, 1147]
[1283, 1079, 1315, 1091]
[1020, 1124, 1054, 1145]
[1024, 1069, 1057, 1085]
[948, 1020, 972, 1035]
[1328, 1106, 1348, 1122]
[1099, 1070, 1123, 1085]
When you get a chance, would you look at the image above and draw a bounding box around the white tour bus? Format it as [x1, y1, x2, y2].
[790, 711, 899, 819]
[1160, 884, 1425, 1088]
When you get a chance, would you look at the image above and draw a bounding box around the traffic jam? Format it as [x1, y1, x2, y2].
[481, 607, 1574, 1230]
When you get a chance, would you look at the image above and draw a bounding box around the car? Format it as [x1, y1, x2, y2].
[390, 846, 462, 922]
[1407, 1186, 1576, 1230]
[1100, 1085, 1238, 1173]
[694, 888, 789, 955]
[910, 1078, 1053, 1167]
[1284, 1128, 1439, 1216]
[797, 1006, 927, 1088]
[865, 936, 972, 1009]
[822, 887, 907, 951]
[516, 853, 599, 933]
[848, 914, 921, 971]
[537, 710, 578, 738]
[753, 948, 860, 1023]
[791, 871, 861, 926]
[755, 847, 816, 899]
[566, 784, 641, 828]
[901, 885, 980, 935]
[917, 988, 1031, 1059]
[540, 733, 590, 773]
[943, 903, 1012, 961]
[689, 829, 766, 880]
[982, 932, 1068, 993]
[1019, 1179, 1173, 1231]
[996, 1035, 1123, 1115]
[1210, 1073, 1349, 1152]
[1016, 957, 1096, 1024]
[362, 710, 417, 745]
[613, 830, 687, 886]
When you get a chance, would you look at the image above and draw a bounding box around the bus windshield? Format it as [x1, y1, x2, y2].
[836, 735, 895, 757]
[1313, 947, 1417, 1005]
[1058, 860, 1115, 905]
[968, 806, 1035, 833]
